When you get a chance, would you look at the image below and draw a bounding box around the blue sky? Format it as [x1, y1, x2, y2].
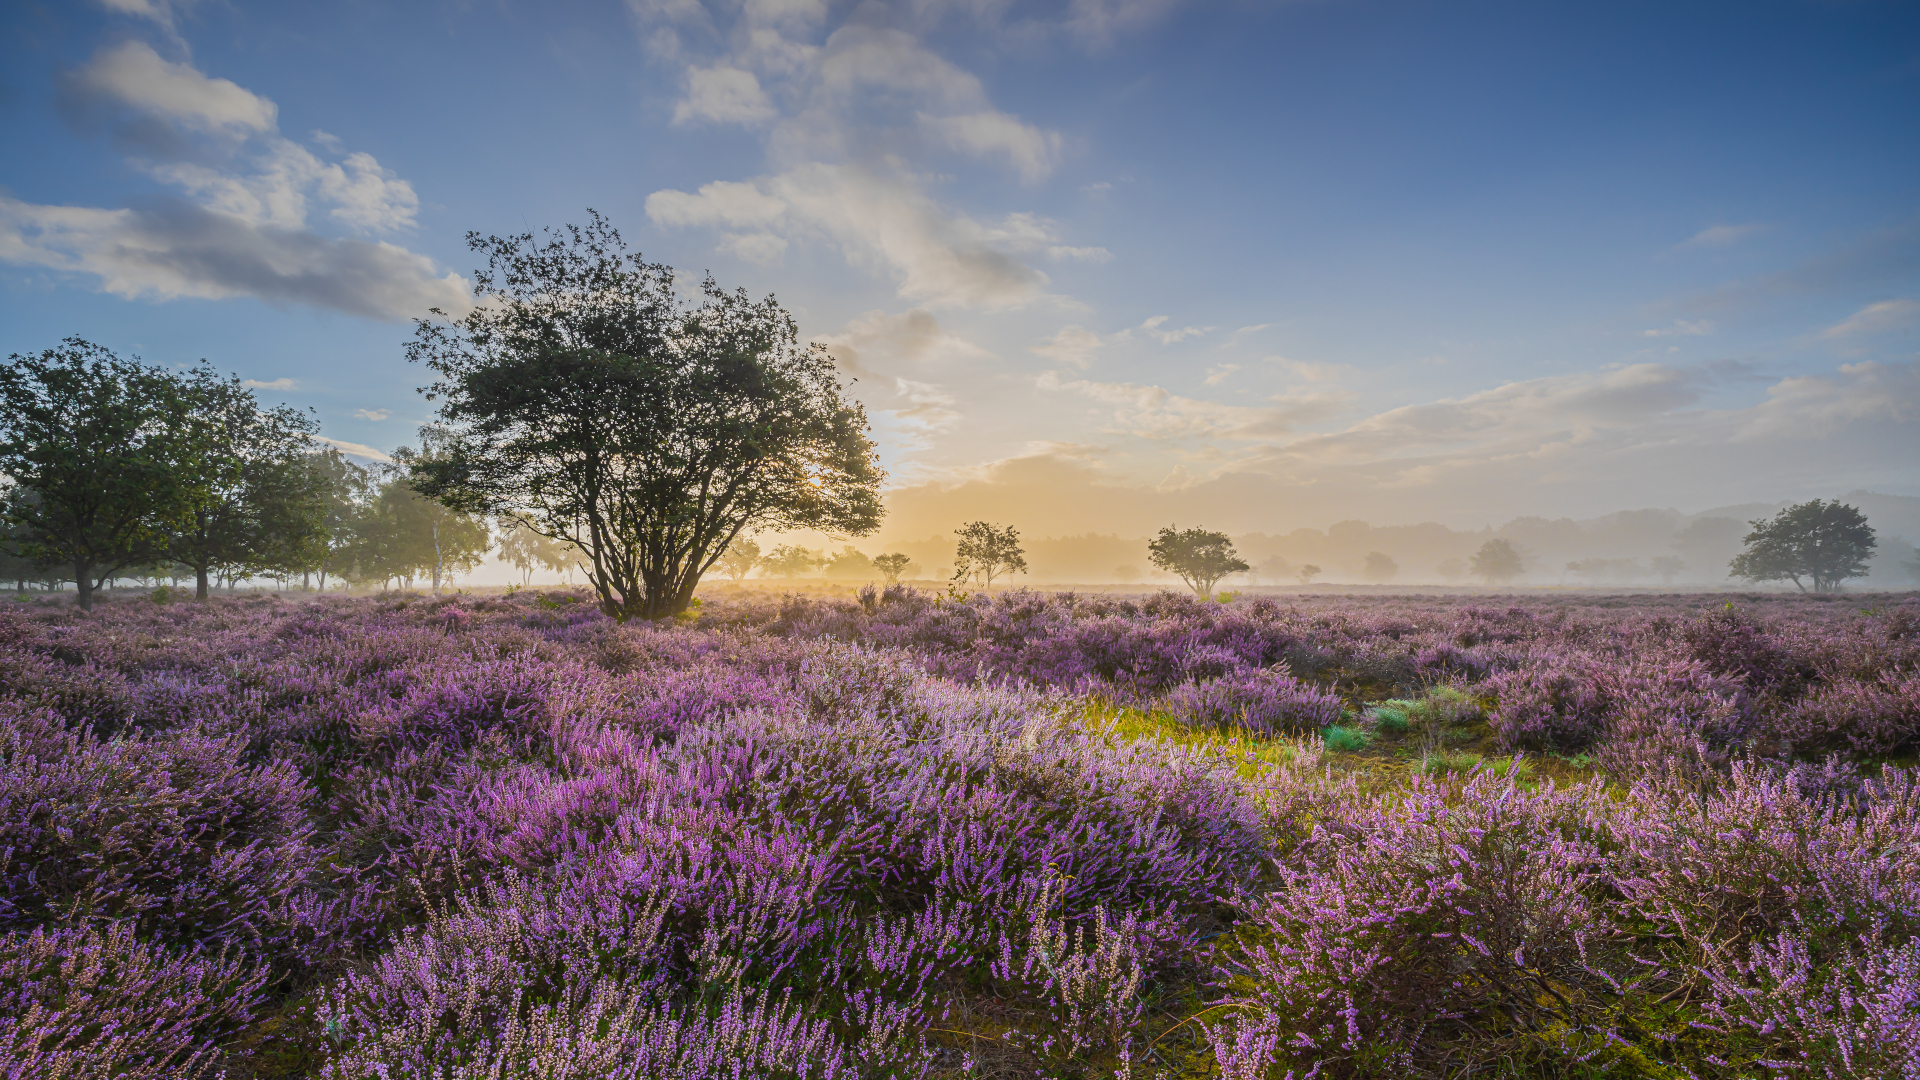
[3, 0, 1917, 541]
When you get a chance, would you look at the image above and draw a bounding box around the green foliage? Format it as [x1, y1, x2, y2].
[0, 338, 191, 610]
[1730, 499, 1877, 593]
[953, 521, 1027, 587]
[1147, 525, 1250, 599]
[405, 212, 884, 621]
[1322, 724, 1373, 752]
[1471, 538, 1525, 584]
[166, 365, 328, 600]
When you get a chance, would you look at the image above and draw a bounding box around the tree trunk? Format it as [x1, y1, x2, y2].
[74, 560, 95, 611]
[196, 563, 211, 602]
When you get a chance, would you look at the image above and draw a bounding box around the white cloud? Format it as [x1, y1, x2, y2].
[634, 5, 1105, 308]
[1064, 0, 1183, 46]
[1039, 370, 1344, 440]
[1046, 245, 1113, 263]
[241, 377, 296, 390]
[0, 197, 469, 320]
[353, 408, 391, 421]
[1031, 325, 1103, 369]
[1134, 314, 1211, 344]
[1681, 222, 1764, 249]
[8, 47, 458, 319]
[674, 65, 777, 125]
[919, 110, 1061, 183]
[1642, 318, 1713, 338]
[316, 436, 392, 462]
[1204, 363, 1239, 386]
[1821, 298, 1919, 339]
[72, 41, 273, 136]
[648, 162, 1050, 307]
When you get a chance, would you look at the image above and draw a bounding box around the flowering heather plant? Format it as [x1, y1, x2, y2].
[0, 588, 1914, 1076]
[1165, 667, 1342, 736]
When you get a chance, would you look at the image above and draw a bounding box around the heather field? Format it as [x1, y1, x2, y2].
[3, 587, 1919, 1080]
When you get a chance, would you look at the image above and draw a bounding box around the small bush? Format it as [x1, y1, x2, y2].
[1321, 724, 1372, 752]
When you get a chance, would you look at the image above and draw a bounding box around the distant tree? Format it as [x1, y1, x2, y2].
[1436, 557, 1468, 582]
[1360, 551, 1398, 583]
[0, 339, 190, 611]
[1729, 499, 1876, 594]
[1905, 553, 1920, 585]
[1296, 564, 1322, 585]
[406, 213, 884, 621]
[1147, 525, 1250, 599]
[952, 522, 1026, 588]
[1113, 564, 1142, 584]
[714, 536, 762, 582]
[872, 552, 913, 584]
[498, 518, 578, 585]
[760, 544, 819, 579]
[166, 366, 328, 600]
[1472, 540, 1524, 585]
[822, 546, 875, 579]
[1253, 554, 1291, 586]
[1651, 555, 1686, 584]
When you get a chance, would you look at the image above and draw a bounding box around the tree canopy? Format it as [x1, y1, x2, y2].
[0, 339, 190, 610]
[873, 552, 913, 584]
[953, 521, 1026, 588]
[406, 212, 883, 620]
[1729, 499, 1876, 593]
[713, 536, 761, 582]
[168, 365, 328, 599]
[1147, 525, 1249, 598]
[1471, 539, 1524, 585]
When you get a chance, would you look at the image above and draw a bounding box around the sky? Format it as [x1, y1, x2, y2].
[3, 0, 1918, 549]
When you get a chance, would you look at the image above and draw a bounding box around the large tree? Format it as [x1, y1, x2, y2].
[1147, 525, 1249, 598]
[952, 521, 1026, 588]
[1730, 499, 1876, 593]
[713, 536, 761, 582]
[167, 366, 329, 600]
[0, 339, 189, 610]
[406, 213, 883, 620]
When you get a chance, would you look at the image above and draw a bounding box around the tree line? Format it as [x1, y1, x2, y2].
[0, 340, 505, 609]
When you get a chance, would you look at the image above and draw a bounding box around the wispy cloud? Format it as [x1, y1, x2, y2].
[1821, 298, 1919, 339]
[352, 407, 390, 421]
[241, 376, 296, 390]
[317, 436, 391, 462]
[1642, 318, 1713, 338]
[1680, 222, 1764, 249]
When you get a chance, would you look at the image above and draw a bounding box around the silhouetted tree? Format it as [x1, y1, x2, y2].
[406, 213, 883, 620]
[1730, 499, 1876, 593]
[498, 518, 579, 585]
[873, 552, 913, 584]
[1471, 539, 1524, 585]
[1296, 564, 1322, 585]
[822, 546, 875, 579]
[0, 339, 190, 610]
[1148, 525, 1249, 599]
[760, 544, 819, 579]
[953, 522, 1026, 588]
[713, 537, 761, 582]
[1651, 555, 1685, 584]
